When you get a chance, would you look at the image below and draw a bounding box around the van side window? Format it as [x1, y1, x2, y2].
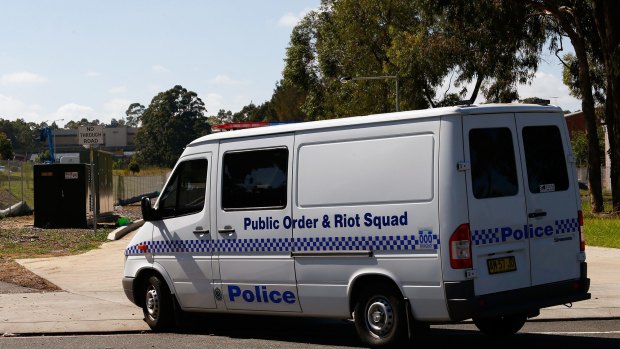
[222, 148, 288, 210]
[158, 159, 208, 218]
[469, 128, 519, 199]
[522, 126, 569, 193]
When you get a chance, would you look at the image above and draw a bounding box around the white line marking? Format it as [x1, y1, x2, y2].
[531, 331, 620, 335]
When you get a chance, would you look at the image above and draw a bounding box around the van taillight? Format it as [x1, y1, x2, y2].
[578, 210, 585, 251]
[450, 224, 472, 269]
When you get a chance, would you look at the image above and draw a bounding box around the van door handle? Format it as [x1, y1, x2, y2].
[528, 211, 547, 218]
[193, 229, 210, 235]
[218, 227, 236, 235]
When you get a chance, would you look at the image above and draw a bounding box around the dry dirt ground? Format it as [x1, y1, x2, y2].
[0, 204, 142, 292]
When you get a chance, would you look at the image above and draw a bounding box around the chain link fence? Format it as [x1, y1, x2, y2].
[576, 167, 610, 190]
[113, 173, 169, 205]
[0, 160, 34, 211]
[1, 159, 168, 215]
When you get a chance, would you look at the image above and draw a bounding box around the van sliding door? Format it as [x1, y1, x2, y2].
[216, 134, 300, 312]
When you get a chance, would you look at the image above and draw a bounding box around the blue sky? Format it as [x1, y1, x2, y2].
[0, 1, 580, 127]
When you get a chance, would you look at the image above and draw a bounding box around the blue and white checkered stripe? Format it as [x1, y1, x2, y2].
[472, 228, 501, 246]
[555, 218, 579, 234]
[125, 234, 440, 256]
[218, 238, 294, 253]
[295, 235, 419, 252]
[125, 244, 143, 255]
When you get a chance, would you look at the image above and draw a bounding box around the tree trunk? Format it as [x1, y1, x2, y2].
[570, 34, 604, 213]
[467, 75, 484, 104]
[593, 0, 620, 211]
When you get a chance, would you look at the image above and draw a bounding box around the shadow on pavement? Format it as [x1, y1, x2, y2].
[169, 313, 620, 348]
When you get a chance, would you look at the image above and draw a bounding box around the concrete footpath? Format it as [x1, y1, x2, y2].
[0, 231, 148, 334]
[0, 233, 619, 335]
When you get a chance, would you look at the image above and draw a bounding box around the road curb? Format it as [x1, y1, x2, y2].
[107, 219, 144, 241]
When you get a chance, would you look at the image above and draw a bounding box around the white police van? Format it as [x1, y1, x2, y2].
[123, 104, 590, 347]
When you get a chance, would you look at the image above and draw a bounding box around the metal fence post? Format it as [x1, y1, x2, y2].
[21, 161, 24, 204]
[7, 160, 11, 216]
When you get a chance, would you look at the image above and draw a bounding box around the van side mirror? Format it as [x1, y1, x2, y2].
[141, 197, 159, 221]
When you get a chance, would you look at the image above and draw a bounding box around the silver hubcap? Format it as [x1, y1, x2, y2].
[146, 285, 159, 320]
[365, 296, 394, 338]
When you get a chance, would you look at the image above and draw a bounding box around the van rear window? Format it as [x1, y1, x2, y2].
[222, 148, 288, 210]
[469, 128, 519, 199]
[522, 126, 569, 193]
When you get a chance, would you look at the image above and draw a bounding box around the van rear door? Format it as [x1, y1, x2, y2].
[463, 114, 532, 295]
[464, 111, 582, 296]
[515, 113, 581, 286]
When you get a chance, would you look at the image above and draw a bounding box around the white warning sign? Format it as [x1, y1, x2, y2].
[78, 126, 104, 145]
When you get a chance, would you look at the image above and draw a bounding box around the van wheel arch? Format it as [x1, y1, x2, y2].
[349, 274, 403, 314]
[350, 275, 411, 347]
[134, 269, 173, 308]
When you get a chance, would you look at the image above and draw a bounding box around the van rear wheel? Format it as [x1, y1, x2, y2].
[473, 314, 527, 336]
[143, 275, 173, 331]
[353, 286, 407, 348]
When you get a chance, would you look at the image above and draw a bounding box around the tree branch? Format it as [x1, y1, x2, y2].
[554, 37, 571, 69]
[468, 75, 484, 104]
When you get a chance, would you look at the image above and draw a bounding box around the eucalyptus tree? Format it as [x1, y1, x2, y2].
[135, 85, 209, 168]
[282, 0, 547, 118]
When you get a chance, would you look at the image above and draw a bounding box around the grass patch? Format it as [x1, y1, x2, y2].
[0, 226, 110, 259]
[584, 218, 620, 248]
[581, 190, 620, 248]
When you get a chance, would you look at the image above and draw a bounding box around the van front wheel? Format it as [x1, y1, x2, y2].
[143, 275, 173, 331]
[353, 286, 407, 348]
[473, 314, 526, 336]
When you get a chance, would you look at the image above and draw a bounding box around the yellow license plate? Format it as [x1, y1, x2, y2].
[487, 256, 517, 275]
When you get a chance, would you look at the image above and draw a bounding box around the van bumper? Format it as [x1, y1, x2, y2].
[445, 262, 591, 321]
[122, 277, 136, 305]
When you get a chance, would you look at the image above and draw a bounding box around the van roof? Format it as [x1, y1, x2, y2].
[188, 103, 562, 147]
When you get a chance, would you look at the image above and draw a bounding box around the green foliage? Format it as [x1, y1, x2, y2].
[0, 118, 41, 154]
[128, 161, 140, 174]
[135, 85, 210, 168]
[64, 118, 101, 129]
[108, 118, 126, 127]
[232, 102, 274, 122]
[279, 0, 547, 120]
[214, 109, 233, 124]
[561, 53, 606, 105]
[0, 132, 14, 160]
[270, 81, 307, 121]
[35, 150, 51, 163]
[125, 103, 145, 127]
[571, 128, 606, 166]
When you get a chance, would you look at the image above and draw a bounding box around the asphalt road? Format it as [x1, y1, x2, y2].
[1, 317, 619, 349]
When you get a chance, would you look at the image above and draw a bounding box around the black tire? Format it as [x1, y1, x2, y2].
[143, 275, 174, 331]
[473, 314, 527, 336]
[353, 285, 408, 348]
